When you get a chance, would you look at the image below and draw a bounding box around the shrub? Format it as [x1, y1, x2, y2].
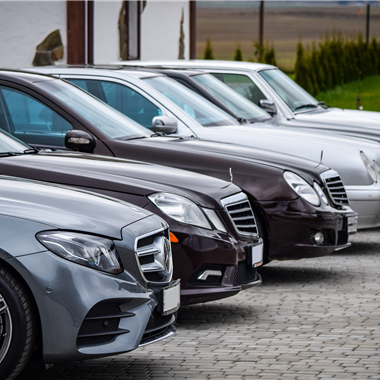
[295, 32, 380, 94]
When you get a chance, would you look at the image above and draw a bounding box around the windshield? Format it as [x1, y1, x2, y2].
[259, 69, 318, 113]
[191, 73, 270, 122]
[144, 76, 239, 127]
[0, 129, 30, 153]
[36, 80, 151, 140]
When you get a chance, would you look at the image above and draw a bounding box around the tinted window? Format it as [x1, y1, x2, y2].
[0, 86, 73, 147]
[212, 73, 266, 106]
[70, 79, 162, 129]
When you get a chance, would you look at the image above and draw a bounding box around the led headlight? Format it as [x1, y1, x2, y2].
[148, 193, 212, 229]
[360, 151, 377, 183]
[284, 171, 320, 206]
[37, 231, 122, 274]
[314, 182, 329, 205]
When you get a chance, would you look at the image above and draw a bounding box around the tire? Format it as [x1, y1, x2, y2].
[0, 267, 36, 380]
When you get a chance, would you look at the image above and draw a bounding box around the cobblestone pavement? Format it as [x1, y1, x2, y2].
[19, 229, 380, 380]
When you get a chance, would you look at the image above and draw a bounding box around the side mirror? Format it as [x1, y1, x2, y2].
[259, 99, 277, 116]
[151, 116, 178, 134]
[65, 130, 96, 153]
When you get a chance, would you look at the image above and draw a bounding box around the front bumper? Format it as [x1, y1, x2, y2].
[168, 223, 263, 305]
[345, 183, 380, 229]
[257, 199, 357, 261]
[11, 250, 178, 363]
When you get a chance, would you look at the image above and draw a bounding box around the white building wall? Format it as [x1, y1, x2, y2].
[93, 1, 122, 64]
[0, 1, 67, 69]
[140, 1, 190, 61]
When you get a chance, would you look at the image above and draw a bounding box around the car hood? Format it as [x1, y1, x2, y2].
[0, 176, 153, 239]
[0, 153, 241, 209]
[191, 123, 380, 186]
[146, 136, 330, 179]
[295, 108, 380, 141]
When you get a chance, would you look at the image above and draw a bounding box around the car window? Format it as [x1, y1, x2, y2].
[69, 79, 162, 129]
[144, 76, 239, 127]
[211, 73, 266, 106]
[0, 86, 73, 147]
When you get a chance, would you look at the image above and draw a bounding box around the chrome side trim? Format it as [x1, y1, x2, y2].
[139, 325, 176, 347]
[197, 270, 223, 280]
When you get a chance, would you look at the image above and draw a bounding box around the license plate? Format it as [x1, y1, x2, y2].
[162, 280, 181, 315]
[251, 241, 264, 267]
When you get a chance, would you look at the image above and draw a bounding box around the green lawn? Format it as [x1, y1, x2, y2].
[315, 76, 380, 112]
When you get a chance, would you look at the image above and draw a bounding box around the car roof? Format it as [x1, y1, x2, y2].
[22, 65, 165, 80]
[0, 69, 55, 84]
[115, 60, 277, 72]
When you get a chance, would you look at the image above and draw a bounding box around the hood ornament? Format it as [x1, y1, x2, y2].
[315, 150, 324, 168]
[229, 167, 233, 183]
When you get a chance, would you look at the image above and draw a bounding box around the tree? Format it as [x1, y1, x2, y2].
[204, 38, 215, 60]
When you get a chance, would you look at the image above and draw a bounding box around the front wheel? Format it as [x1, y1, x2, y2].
[0, 267, 36, 380]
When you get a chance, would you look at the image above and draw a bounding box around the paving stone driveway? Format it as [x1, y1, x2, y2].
[20, 229, 380, 380]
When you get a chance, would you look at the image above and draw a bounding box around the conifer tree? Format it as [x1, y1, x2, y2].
[204, 38, 215, 60]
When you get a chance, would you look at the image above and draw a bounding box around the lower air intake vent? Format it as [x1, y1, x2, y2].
[77, 302, 134, 347]
[235, 260, 258, 285]
[135, 228, 173, 283]
[221, 192, 258, 236]
[321, 170, 350, 206]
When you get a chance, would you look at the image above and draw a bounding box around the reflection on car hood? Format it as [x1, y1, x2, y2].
[296, 107, 380, 130]
[0, 176, 153, 239]
[0, 153, 241, 209]
[192, 123, 380, 186]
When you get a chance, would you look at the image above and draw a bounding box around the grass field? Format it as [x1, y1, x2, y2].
[196, 3, 380, 72]
[316, 76, 380, 112]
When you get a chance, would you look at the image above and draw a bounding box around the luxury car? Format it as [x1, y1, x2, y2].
[0, 176, 179, 380]
[120, 60, 380, 142]
[0, 69, 357, 266]
[27, 66, 380, 229]
[0, 130, 263, 307]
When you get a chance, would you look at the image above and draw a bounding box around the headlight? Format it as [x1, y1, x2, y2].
[360, 151, 377, 183]
[148, 193, 212, 229]
[202, 208, 228, 233]
[36, 231, 122, 274]
[283, 171, 320, 206]
[314, 182, 329, 205]
[372, 160, 380, 178]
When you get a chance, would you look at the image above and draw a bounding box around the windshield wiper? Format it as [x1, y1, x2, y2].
[294, 103, 319, 111]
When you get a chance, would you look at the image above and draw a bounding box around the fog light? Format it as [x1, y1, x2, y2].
[313, 231, 324, 245]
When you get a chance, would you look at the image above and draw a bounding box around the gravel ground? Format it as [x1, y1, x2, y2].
[19, 229, 380, 379]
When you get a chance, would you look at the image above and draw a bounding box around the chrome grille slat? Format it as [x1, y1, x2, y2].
[321, 170, 350, 206]
[135, 228, 172, 283]
[221, 192, 258, 236]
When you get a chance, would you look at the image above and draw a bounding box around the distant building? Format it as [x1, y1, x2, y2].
[0, 1, 196, 68]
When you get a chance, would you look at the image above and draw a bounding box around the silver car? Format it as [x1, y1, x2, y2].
[124, 60, 380, 142]
[0, 176, 179, 380]
[27, 66, 380, 230]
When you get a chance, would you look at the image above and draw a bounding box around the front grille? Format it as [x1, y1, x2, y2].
[221, 192, 258, 236]
[321, 170, 350, 206]
[77, 302, 133, 347]
[235, 260, 257, 285]
[135, 228, 173, 283]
